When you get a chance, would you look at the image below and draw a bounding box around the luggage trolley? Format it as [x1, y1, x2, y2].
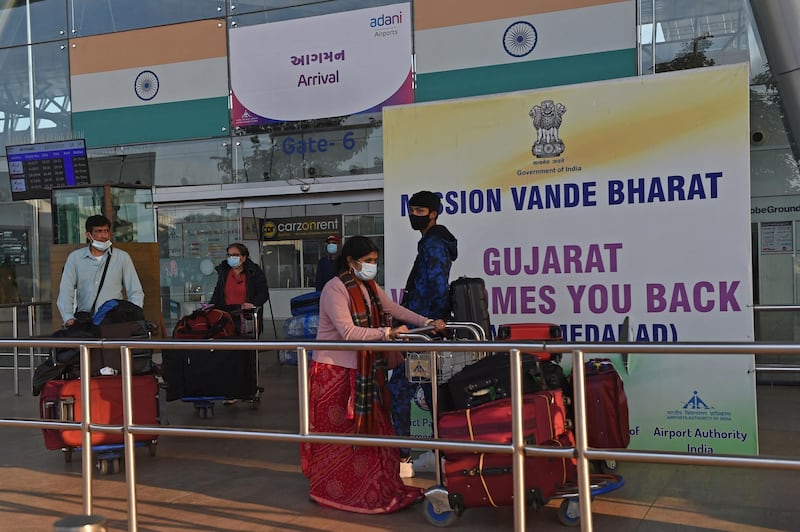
[163, 308, 264, 418]
[402, 323, 624, 527]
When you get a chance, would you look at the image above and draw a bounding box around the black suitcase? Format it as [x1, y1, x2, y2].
[161, 344, 258, 401]
[443, 353, 562, 411]
[449, 276, 492, 340]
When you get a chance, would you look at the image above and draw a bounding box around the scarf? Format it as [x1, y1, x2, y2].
[339, 271, 390, 435]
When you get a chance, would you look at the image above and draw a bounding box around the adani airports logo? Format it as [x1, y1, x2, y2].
[370, 8, 404, 37]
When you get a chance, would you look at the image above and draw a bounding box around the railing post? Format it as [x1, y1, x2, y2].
[297, 346, 309, 435]
[12, 304, 20, 396]
[28, 303, 36, 393]
[572, 349, 593, 532]
[120, 346, 139, 532]
[509, 348, 526, 531]
[79, 344, 94, 515]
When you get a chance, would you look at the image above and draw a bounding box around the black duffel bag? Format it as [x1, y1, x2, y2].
[441, 353, 568, 412]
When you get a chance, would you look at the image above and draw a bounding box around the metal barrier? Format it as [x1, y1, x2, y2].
[0, 302, 51, 396]
[1, 337, 800, 531]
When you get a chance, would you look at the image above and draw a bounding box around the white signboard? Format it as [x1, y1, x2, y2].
[230, 3, 413, 125]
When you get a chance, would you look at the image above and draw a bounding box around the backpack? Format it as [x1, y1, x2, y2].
[172, 308, 236, 339]
[93, 299, 145, 325]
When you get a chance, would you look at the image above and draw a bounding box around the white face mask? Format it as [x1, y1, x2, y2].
[91, 239, 112, 252]
[354, 261, 378, 281]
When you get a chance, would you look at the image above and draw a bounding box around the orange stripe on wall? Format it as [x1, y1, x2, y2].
[69, 19, 226, 75]
[413, 0, 629, 30]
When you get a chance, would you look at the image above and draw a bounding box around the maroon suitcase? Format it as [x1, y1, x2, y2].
[40, 375, 159, 450]
[444, 431, 577, 509]
[438, 389, 568, 446]
[583, 359, 630, 448]
[495, 323, 562, 362]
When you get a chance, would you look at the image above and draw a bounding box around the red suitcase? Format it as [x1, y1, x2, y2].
[495, 323, 562, 361]
[444, 431, 577, 509]
[583, 359, 630, 448]
[438, 389, 568, 446]
[40, 375, 159, 450]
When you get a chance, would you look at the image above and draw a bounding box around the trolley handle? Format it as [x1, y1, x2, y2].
[399, 322, 486, 341]
[396, 332, 434, 342]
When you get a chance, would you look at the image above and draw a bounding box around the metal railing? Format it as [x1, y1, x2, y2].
[2, 337, 800, 531]
[0, 302, 51, 395]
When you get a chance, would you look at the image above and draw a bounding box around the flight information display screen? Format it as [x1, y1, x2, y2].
[5, 139, 91, 200]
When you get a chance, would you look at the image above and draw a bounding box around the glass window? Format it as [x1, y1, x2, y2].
[234, 114, 383, 183]
[0, 0, 67, 48]
[232, 0, 400, 25]
[0, 46, 33, 149]
[0, 159, 43, 304]
[639, 0, 749, 75]
[157, 203, 241, 329]
[262, 240, 301, 288]
[69, 0, 223, 36]
[51, 186, 106, 244]
[0, 41, 71, 151]
[33, 41, 71, 142]
[88, 139, 232, 187]
[110, 186, 156, 243]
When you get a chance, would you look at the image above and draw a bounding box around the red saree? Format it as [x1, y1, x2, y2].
[301, 361, 424, 513]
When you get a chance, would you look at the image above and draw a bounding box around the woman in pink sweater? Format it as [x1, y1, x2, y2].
[301, 235, 445, 514]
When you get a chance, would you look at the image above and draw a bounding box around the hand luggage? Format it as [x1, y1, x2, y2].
[290, 291, 321, 316]
[582, 358, 630, 448]
[162, 308, 261, 407]
[438, 389, 568, 446]
[171, 307, 236, 339]
[40, 375, 159, 450]
[442, 352, 555, 411]
[161, 347, 258, 402]
[449, 277, 492, 340]
[495, 322, 563, 362]
[443, 431, 577, 510]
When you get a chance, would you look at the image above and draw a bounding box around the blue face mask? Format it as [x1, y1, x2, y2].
[227, 256, 241, 268]
[326, 243, 338, 255]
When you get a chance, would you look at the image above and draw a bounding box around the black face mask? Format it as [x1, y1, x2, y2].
[409, 213, 430, 231]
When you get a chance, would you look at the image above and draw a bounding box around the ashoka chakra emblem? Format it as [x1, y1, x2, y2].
[503, 21, 537, 58]
[134, 70, 159, 101]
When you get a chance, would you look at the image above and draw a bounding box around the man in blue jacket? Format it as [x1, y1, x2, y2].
[391, 190, 458, 477]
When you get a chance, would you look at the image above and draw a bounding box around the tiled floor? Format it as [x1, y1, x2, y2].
[1, 355, 799, 531]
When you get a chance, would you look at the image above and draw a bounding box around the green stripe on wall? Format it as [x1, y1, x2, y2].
[416, 49, 636, 102]
[72, 97, 229, 148]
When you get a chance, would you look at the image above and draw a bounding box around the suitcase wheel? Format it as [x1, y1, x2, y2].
[96, 453, 121, 475]
[423, 498, 458, 528]
[558, 499, 580, 527]
[195, 404, 214, 419]
[595, 459, 618, 474]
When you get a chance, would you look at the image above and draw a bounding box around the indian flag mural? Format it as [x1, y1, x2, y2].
[414, 0, 636, 102]
[70, 20, 229, 147]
